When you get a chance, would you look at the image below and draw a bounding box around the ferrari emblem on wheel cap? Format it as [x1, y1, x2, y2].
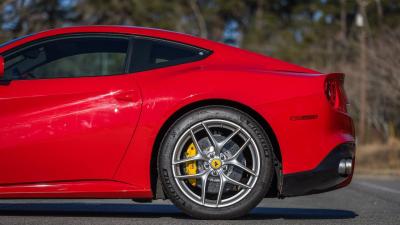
[210, 158, 222, 169]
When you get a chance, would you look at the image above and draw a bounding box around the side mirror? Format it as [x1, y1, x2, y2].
[0, 56, 4, 78]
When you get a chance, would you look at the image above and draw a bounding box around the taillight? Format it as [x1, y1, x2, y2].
[325, 77, 348, 113]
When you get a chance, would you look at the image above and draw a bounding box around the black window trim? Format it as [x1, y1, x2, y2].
[1, 32, 213, 82]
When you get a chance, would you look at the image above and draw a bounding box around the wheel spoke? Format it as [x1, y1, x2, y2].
[230, 138, 251, 160]
[173, 130, 207, 165]
[201, 170, 211, 205]
[172, 154, 204, 165]
[222, 173, 251, 189]
[216, 174, 226, 207]
[218, 128, 241, 150]
[190, 130, 207, 158]
[176, 171, 206, 179]
[225, 159, 256, 176]
[201, 122, 219, 154]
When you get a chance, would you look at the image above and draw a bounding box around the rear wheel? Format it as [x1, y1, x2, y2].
[158, 106, 274, 219]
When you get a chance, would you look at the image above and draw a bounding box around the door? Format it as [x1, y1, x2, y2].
[0, 35, 141, 184]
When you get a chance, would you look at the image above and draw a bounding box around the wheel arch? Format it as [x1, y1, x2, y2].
[150, 98, 282, 199]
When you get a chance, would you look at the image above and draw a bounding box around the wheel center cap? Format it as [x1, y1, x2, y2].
[210, 158, 222, 169]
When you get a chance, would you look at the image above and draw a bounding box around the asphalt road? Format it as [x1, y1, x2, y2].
[0, 176, 399, 225]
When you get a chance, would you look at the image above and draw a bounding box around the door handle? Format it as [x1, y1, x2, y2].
[114, 90, 138, 102]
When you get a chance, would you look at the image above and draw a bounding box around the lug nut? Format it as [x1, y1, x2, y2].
[220, 154, 226, 160]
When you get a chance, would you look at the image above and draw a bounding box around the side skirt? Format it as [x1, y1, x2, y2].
[0, 180, 152, 199]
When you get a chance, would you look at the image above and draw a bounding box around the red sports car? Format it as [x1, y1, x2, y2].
[0, 26, 355, 219]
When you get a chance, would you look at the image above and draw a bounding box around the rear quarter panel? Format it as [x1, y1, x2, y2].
[113, 58, 341, 190]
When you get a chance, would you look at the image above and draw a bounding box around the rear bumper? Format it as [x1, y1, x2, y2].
[281, 142, 355, 197]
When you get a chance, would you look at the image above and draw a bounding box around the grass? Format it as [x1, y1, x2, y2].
[355, 138, 400, 176]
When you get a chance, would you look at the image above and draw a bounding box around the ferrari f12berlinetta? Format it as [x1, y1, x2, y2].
[0, 26, 355, 219]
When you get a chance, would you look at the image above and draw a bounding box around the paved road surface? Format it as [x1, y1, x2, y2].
[0, 176, 399, 225]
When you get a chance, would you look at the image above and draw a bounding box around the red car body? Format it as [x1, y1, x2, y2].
[0, 26, 355, 199]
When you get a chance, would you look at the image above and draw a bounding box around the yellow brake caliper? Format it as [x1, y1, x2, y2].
[185, 143, 197, 187]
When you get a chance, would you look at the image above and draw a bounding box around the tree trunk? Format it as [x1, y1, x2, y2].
[340, 0, 347, 42]
[255, 0, 264, 31]
[375, 0, 383, 26]
[357, 0, 369, 144]
[189, 0, 208, 39]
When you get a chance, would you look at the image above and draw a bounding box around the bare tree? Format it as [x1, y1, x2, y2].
[189, 0, 208, 39]
[339, 0, 347, 42]
[375, 0, 383, 25]
[255, 0, 264, 31]
[357, 0, 369, 144]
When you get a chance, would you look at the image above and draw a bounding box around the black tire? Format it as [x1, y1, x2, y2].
[158, 106, 274, 219]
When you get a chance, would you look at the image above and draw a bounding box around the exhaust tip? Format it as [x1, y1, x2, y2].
[338, 159, 353, 176]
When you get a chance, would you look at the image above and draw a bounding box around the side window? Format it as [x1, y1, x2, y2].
[131, 38, 210, 72]
[3, 36, 129, 80]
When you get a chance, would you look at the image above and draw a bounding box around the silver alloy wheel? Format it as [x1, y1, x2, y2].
[171, 119, 261, 208]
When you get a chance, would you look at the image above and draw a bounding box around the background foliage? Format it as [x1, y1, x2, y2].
[1, 0, 399, 148]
